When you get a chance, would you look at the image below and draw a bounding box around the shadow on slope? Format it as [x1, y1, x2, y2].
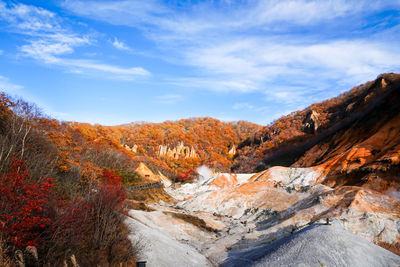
[221, 224, 400, 267]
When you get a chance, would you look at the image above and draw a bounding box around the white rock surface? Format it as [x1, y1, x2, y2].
[265, 166, 322, 186]
[127, 166, 400, 266]
[126, 215, 211, 267]
[221, 224, 400, 267]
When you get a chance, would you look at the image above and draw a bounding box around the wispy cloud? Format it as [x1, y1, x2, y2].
[167, 77, 257, 92]
[233, 103, 254, 110]
[20, 38, 149, 78]
[62, 0, 400, 96]
[63, 59, 149, 77]
[156, 94, 183, 104]
[20, 35, 90, 63]
[0, 1, 150, 79]
[0, 1, 59, 33]
[62, 0, 400, 36]
[112, 38, 131, 51]
[0, 75, 23, 92]
[2, 0, 400, 124]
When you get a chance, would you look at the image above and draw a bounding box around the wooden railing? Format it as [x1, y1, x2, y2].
[126, 181, 163, 191]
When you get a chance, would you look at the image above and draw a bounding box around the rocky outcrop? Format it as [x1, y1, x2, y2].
[228, 145, 237, 156]
[293, 73, 400, 194]
[234, 73, 400, 173]
[158, 141, 198, 159]
[135, 162, 172, 186]
[302, 109, 322, 134]
[124, 144, 138, 153]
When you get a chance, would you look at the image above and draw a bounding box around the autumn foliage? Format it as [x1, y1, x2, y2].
[68, 118, 260, 181]
[47, 181, 133, 266]
[0, 159, 54, 248]
[101, 170, 123, 185]
[0, 93, 138, 265]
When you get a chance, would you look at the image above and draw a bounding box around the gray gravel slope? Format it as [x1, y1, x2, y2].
[221, 224, 400, 267]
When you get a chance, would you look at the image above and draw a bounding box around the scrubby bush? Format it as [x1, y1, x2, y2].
[43, 172, 139, 266]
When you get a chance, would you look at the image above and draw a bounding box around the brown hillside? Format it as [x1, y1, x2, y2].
[233, 73, 400, 193]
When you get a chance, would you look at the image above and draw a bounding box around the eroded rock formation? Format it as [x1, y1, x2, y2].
[124, 144, 138, 153]
[158, 141, 198, 159]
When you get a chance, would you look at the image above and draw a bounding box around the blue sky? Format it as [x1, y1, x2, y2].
[0, 0, 399, 125]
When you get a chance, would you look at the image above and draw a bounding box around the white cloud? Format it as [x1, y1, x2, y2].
[0, 1, 59, 32]
[248, 0, 360, 26]
[172, 38, 400, 95]
[62, 59, 149, 77]
[0, 1, 150, 79]
[233, 103, 254, 110]
[2, 0, 399, 110]
[0, 75, 23, 92]
[20, 35, 90, 63]
[20, 37, 149, 78]
[112, 38, 131, 51]
[192, 39, 400, 79]
[167, 77, 258, 92]
[62, 0, 400, 36]
[156, 94, 183, 104]
[62, 0, 400, 95]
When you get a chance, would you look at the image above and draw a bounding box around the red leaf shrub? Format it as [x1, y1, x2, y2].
[101, 170, 122, 185]
[0, 159, 54, 248]
[177, 168, 196, 182]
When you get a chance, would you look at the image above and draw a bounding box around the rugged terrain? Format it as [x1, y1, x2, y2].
[1, 74, 399, 266]
[125, 74, 400, 266]
[126, 167, 400, 266]
[234, 73, 400, 175]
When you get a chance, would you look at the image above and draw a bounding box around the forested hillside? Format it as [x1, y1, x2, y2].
[72, 118, 260, 180]
[0, 93, 140, 266]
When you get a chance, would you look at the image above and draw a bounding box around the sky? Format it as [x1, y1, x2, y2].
[0, 0, 399, 126]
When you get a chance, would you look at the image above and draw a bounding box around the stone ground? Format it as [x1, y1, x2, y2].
[221, 223, 400, 267]
[126, 168, 400, 266]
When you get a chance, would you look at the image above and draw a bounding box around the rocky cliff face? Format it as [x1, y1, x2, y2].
[234, 73, 400, 177]
[158, 141, 198, 159]
[292, 73, 400, 194]
[302, 109, 321, 134]
[219, 73, 400, 257]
